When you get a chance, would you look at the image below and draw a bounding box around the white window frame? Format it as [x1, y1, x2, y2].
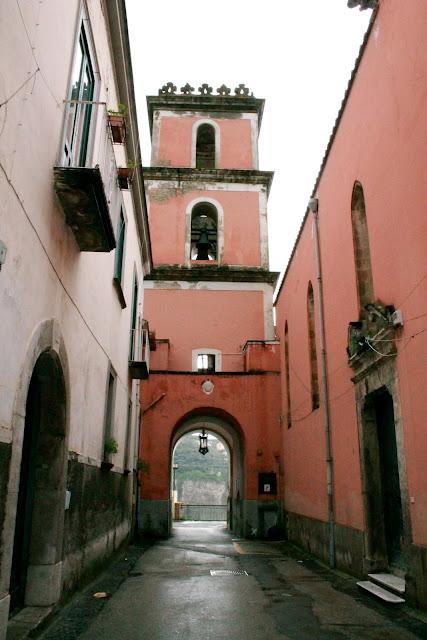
[60, 2, 100, 167]
[192, 348, 222, 372]
[191, 119, 220, 168]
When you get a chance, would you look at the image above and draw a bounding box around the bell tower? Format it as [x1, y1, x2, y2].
[145, 82, 272, 274]
[140, 83, 282, 539]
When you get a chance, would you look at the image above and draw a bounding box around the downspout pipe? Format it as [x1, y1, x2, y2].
[309, 196, 336, 569]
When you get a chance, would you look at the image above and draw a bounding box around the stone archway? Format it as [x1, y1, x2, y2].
[9, 350, 67, 613]
[2, 319, 69, 619]
[171, 429, 231, 525]
[171, 412, 245, 537]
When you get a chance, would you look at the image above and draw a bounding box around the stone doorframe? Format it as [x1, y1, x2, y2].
[0, 318, 70, 622]
[352, 351, 412, 574]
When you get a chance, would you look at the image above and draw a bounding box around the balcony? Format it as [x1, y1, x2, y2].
[129, 320, 150, 379]
[54, 101, 122, 252]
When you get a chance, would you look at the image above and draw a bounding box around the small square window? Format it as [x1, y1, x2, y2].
[197, 354, 215, 372]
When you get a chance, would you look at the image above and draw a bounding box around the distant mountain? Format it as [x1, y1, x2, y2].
[173, 434, 230, 504]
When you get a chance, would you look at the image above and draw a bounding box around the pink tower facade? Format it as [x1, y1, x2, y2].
[139, 85, 282, 537]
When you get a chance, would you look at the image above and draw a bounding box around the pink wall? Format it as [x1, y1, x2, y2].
[140, 373, 282, 501]
[275, 0, 427, 542]
[144, 289, 266, 371]
[148, 188, 261, 267]
[244, 342, 281, 372]
[155, 115, 254, 169]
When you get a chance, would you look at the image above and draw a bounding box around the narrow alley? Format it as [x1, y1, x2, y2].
[34, 523, 425, 640]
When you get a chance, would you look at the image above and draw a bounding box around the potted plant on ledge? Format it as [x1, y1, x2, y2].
[108, 103, 128, 144]
[102, 437, 118, 471]
[117, 160, 136, 190]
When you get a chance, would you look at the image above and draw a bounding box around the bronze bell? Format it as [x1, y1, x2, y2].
[196, 228, 211, 260]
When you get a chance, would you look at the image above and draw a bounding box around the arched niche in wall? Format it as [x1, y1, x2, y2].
[191, 119, 220, 169]
[307, 282, 320, 410]
[351, 181, 374, 313]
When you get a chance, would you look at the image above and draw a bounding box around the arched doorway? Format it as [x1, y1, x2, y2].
[172, 430, 230, 524]
[9, 349, 67, 614]
[171, 412, 244, 536]
[360, 386, 406, 571]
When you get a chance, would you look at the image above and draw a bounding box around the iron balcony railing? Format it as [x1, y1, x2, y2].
[129, 319, 150, 379]
[179, 504, 228, 521]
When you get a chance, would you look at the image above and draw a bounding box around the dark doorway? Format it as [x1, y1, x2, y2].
[362, 388, 404, 569]
[9, 350, 67, 615]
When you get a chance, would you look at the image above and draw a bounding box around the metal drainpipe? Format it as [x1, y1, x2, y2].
[309, 197, 336, 569]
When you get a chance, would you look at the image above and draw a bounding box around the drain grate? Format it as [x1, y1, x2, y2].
[210, 569, 248, 576]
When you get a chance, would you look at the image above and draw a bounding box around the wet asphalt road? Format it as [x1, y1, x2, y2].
[39, 522, 427, 639]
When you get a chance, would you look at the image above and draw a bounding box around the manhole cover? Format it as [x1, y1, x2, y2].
[210, 570, 248, 576]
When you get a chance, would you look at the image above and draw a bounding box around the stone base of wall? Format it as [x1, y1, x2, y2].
[138, 500, 170, 538]
[243, 500, 284, 539]
[0, 442, 12, 573]
[286, 511, 364, 576]
[407, 543, 427, 610]
[286, 512, 427, 610]
[0, 593, 10, 640]
[61, 457, 132, 594]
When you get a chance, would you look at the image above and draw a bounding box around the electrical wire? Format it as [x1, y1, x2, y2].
[290, 362, 312, 394]
[0, 68, 39, 109]
[369, 327, 426, 343]
[15, 0, 61, 108]
[0, 160, 129, 396]
[364, 338, 396, 357]
[397, 270, 427, 308]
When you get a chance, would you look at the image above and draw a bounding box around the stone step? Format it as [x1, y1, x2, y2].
[368, 572, 405, 595]
[357, 580, 405, 604]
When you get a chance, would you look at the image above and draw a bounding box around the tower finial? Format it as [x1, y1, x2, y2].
[181, 83, 194, 95]
[234, 84, 250, 97]
[198, 84, 213, 95]
[159, 82, 177, 95]
[217, 84, 231, 96]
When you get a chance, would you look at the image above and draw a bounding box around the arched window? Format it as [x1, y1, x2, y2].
[196, 123, 216, 168]
[190, 202, 217, 260]
[284, 322, 292, 428]
[307, 282, 320, 410]
[351, 182, 374, 312]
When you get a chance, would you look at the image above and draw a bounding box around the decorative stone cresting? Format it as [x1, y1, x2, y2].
[234, 83, 250, 96]
[347, 0, 378, 9]
[217, 84, 231, 96]
[198, 83, 213, 95]
[158, 83, 253, 97]
[180, 83, 194, 95]
[159, 82, 177, 95]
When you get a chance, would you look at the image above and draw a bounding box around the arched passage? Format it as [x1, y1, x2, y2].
[172, 430, 230, 523]
[170, 411, 245, 537]
[9, 348, 68, 613]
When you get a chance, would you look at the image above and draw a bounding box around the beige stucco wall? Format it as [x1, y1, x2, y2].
[0, 0, 144, 469]
[0, 0, 147, 631]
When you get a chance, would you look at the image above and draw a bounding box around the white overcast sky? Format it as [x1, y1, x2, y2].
[125, 0, 372, 273]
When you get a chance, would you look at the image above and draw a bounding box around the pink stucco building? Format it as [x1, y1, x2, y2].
[139, 84, 283, 538]
[274, 0, 427, 608]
